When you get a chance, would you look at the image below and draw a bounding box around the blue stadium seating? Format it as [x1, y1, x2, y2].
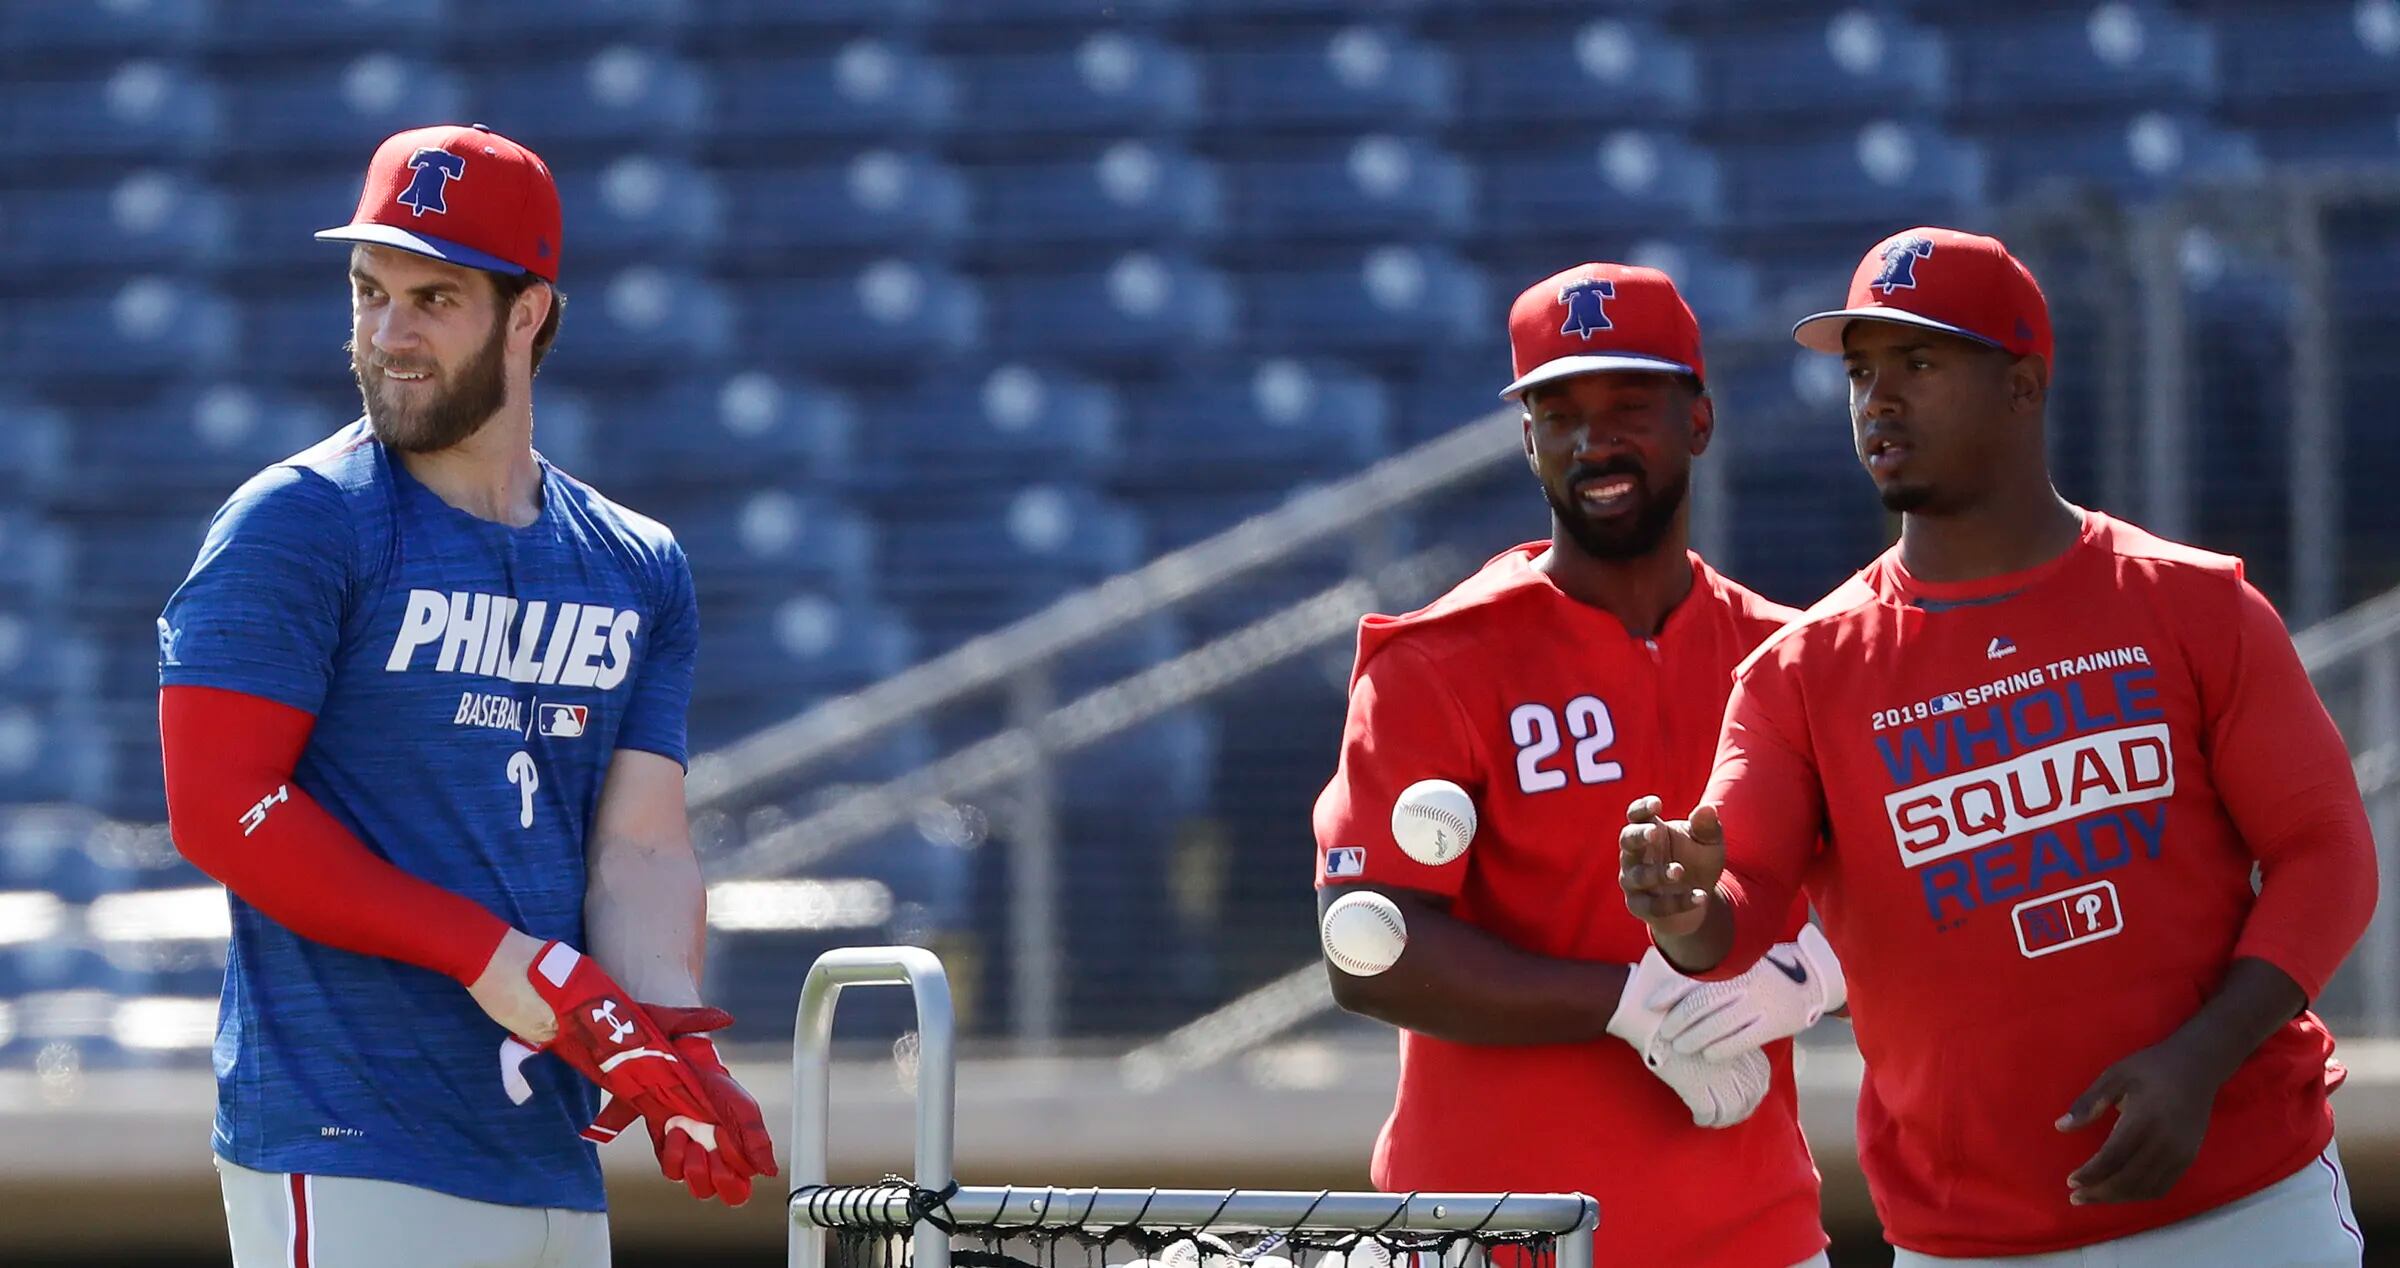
[0, 62, 220, 163]
[1241, 247, 1488, 355]
[577, 372, 860, 493]
[216, 55, 469, 157]
[1973, 112, 2262, 200]
[2, 280, 237, 385]
[535, 267, 733, 378]
[1455, 19, 1699, 128]
[711, 43, 955, 141]
[0, 398, 67, 506]
[1209, 28, 1455, 132]
[1715, 122, 1986, 233]
[1699, 8, 1948, 128]
[693, 593, 917, 706]
[950, 36, 1205, 138]
[1942, 2, 2217, 120]
[738, 261, 984, 369]
[54, 386, 331, 508]
[2208, 0, 2400, 120]
[985, 254, 1237, 361]
[470, 47, 710, 145]
[1479, 134, 1720, 237]
[550, 155, 721, 265]
[466, 0, 687, 40]
[972, 144, 1222, 250]
[645, 489, 879, 603]
[208, 0, 448, 52]
[0, 173, 231, 280]
[1224, 137, 1474, 244]
[1115, 360, 1389, 491]
[854, 364, 1123, 492]
[0, 0, 209, 55]
[718, 153, 970, 259]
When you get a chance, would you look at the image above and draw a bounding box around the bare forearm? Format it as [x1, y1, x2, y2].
[2165, 957, 2307, 1086]
[584, 838, 706, 1006]
[1328, 896, 1630, 1045]
[1654, 896, 1737, 976]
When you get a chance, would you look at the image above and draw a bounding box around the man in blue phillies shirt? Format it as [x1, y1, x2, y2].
[157, 124, 772, 1267]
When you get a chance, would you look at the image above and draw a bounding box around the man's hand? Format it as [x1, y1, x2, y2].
[1655, 924, 1846, 1061]
[468, 928, 557, 1043]
[1619, 798, 1724, 937]
[500, 940, 730, 1164]
[585, 1005, 779, 1206]
[2056, 1039, 2224, 1204]
[1645, 1041, 1771, 1128]
[1603, 946, 1706, 1054]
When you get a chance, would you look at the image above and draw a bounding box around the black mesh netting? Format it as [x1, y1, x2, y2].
[800, 1180, 1563, 1268]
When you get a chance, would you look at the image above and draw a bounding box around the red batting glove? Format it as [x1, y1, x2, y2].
[514, 942, 724, 1149]
[582, 1004, 779, 1206]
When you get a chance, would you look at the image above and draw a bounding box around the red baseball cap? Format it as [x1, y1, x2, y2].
[1792, 227, 2051, 366]
[316, 123, 563, 282]
[1499, 262, 1704, 399]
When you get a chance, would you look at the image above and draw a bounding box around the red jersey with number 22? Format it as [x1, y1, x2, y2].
[1706, 512, 2376, 1257]
[1313, 544, 1823, 1268]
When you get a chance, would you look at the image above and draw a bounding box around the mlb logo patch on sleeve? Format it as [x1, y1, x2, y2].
[537, 704, 590, 738]
[1325, 846, 1366, 879]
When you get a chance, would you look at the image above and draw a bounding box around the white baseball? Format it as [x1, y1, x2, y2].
[1321, 890, 1408, 976]
[1391, 779, 1476, 866]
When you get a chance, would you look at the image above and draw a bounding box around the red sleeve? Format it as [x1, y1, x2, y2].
[1311, 640, 1485, 898]
[2194, 575, 2378, 999]
[1696, 647, 1828, 979]
[160, 684, 511, 984]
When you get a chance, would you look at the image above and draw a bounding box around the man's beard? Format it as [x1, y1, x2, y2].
[1878, 481, 1936, 513]
[351, 316, 508, 454]
[1544, 462, 1689, 561]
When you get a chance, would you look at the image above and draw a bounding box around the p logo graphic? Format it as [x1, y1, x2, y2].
[398, 147, 466, 218]
[1557, 278, 1616, 339]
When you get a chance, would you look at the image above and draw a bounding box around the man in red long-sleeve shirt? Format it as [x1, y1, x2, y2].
[1619, 227, 2376, 1265]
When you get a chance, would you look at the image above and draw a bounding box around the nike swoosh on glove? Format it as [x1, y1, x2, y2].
[1655, 923, 1846, 1062]
[499, 942, 726, 1158]
[584, 1005, 778, 1206]
[1643, 1040, 1772, 1128]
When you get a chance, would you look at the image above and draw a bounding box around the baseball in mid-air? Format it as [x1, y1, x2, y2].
[1390, 778, 1476, 866]
[1321, 890, 1408, 977]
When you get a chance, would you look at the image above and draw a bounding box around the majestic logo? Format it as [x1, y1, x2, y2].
[1557, 277, 1616, 339]
[1987, 636, 2018, 660]
[592, 1000, 636, 1046]
[156, 617, 181, 667]
[1870, 235, 1934, 294]
[397, 147, 467, 217]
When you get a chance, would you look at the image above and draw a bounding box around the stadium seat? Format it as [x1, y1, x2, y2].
[208, 0, 447, 51]
[1942, 2, 2217, 121]
[2208, 0, 2400, 120]
[737, 261, 984, 371]
[577, 371, 859, 493]
[222, 168, 365, 271]
[2, 278, 237, 386]
[950, 35, 1205, 138]
[717, 152, 970, 260]
[1455, 19, 1698, 128]
[1115, 360, 1389, 492]
[930, 0, 1185, 23]
[873, 486, 1148, 652]
[686, 0, 933, 33]
[1973, 113, 2262, 201]
[711, 42, 955, 142]
[972, 144, 1222, 251]
[535, 267, 733, 379]
[985, 254, 1237, 362]
[463, 0, 686, 39]
[640, 489, 879, 604]
[0, 517, 71, 610]
[1477, 133, 1720, 237]
[215, 54, 469, 157]
[53, 386, 331, 511]
[0, 397, 68, 507]
[1223, 136, 1474, 244]
[854, 364, 1123, 493]
[546, 154, 720, 266]
[470, 47, 710, 145]
[1697, 8, 1948, 128]
[1209, 28, 1455, 132]
[1241, 247, 1488, 356]
[0, 61, 220, 163]
[695, 594, 918, 703]
[0, 172, 231, 280]
[1714, 122, 1986, 233]
[0, 0, 208, 55]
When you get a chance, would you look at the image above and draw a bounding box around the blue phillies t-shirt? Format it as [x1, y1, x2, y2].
[158, 420, 698, 1212]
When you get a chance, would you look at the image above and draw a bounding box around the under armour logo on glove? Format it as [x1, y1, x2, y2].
[593, 1000, 636, 1046]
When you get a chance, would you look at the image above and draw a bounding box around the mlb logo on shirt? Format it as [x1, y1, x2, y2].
[1931, 693, 1966, 714]
[538, 704, 590, 738]
[1326, 847, 1366, 879]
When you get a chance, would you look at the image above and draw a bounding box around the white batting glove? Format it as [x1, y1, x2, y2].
[1654, 924, 1845, 1062]
[1642, 1041, 1773, 1128]
[1603, 946, 1706, 1054]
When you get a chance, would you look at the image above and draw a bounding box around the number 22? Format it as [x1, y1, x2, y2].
[1510, 696, 1623, 794]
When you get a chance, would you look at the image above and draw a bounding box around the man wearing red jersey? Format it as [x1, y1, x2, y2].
[1621, 227, 2374, 1265]
[1314, 263, 1842, 1268]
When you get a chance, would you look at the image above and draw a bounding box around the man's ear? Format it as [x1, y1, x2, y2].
[2008, 352, 2048, 415]
[1687, 389, 1716, 458]
[1521, 408, 1539, 475]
